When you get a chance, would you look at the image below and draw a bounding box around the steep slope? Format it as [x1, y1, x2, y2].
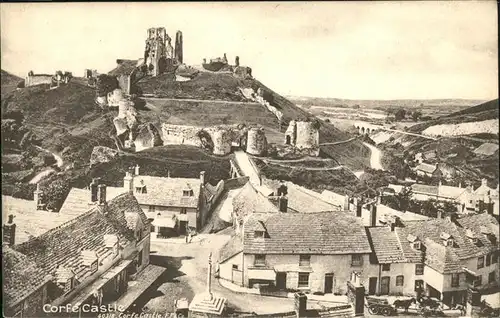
[1, 70, 23, 100]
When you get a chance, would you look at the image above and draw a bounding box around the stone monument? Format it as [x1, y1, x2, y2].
[188, 252, 227, 317]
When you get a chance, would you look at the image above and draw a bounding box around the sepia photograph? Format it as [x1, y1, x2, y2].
[1, 1, 498, 317]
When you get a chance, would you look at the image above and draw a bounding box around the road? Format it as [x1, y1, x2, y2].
[143, 96, 260, 106]
[233, 150, 261, 187]
[352, 142, 384, 178]
[140, 235, 335, 315]
[29, 146, 64, 184]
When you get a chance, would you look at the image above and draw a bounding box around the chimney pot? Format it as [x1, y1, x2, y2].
[3, 215, 16, 246]
[344, 195, 350, 211]
[90, 178, 99, 202]
[98, 184, 107, 205]
[7, 214, 14, 224]
[278, 196, 288, 212]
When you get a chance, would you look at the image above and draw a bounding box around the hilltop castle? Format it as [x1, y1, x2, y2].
[142, 27, 183, 76]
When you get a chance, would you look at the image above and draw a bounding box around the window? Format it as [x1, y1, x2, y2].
[232, 264, 239, 270]
[451, 273, 460, 287]
[90, 260, 98, 273]
[413, 242, 421, 250]
[415, 279, 424, 291]
[477, 256, 484, 269]
[473, 275, 482, 287]
[351, 254, 363, 267]
[493, 252, 498, 264]
[415, 264, 424, 275]
[486, 253, 491, 266]
[180, 208, 187, 214]
[382, 264, 391, 271]
[64, 278, 72, 294]
[298, 272, 310, 288]
[488, 271, 496, 283]
[254, 231, 265, 238]
[299, 255, 311, 267]
[254, 254, 266, 267]
[183, 190, 194, 197]
[396, 275, 404, 286]
[148, 205, 155, 212]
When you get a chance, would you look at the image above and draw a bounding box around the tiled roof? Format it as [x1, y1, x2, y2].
[474, 184, 495, 197]
[218, 235, 243, 263]
[2, 195, 79, 245]
[263, 180, 341, 213]
[368, 227, 407, 264]
[393, 228, 424, 263]
[232, 182, 279, 223]
[59, 187, 126, 217]
[423, 238, 462, 274]
[411, 184, 438, 195]
[416, 163, 437, 174]
[11, 193, 148, 304]
[3, 246, 51, 309]
[243, 211, 372, 254]
[401, 217, 498, 273]
[455, 213, 499, 238]
[438, 185, 466, 199]
[132, 175, 201, 208]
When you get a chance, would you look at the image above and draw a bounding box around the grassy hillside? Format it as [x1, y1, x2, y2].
[408, 99, 499, 134]
[1, 70, 23, 100]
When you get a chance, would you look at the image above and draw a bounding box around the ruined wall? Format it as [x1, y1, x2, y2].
[175, 31, 183, 64]
[162, 124, 204, 147]
[296, 121, 320, 155]
[246, 128, 267, 156]
[135, 123, 164, 152]
[285, 120, 297, 145]
[107, 89, 124, 107]
[117, 75, 131, 95]
[25, 75, 53, 87]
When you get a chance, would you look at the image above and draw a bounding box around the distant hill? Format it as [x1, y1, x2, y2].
[1, 70, 23, 99]
[287, 95, 486, 109]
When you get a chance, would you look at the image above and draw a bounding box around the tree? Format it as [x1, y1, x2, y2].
[421, 199, 438, 217]
[412, 111, 422, 121]
[396, 186, 413, 212]
[394, 108, 406, 121]
[43, 178, 71, 211]
[96, 74, 118, 97]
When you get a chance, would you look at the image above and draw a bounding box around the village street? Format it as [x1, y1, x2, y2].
[137, 233, 340, 315]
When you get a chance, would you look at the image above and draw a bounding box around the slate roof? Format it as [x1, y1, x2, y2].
[9, 193, 148, 307]
[232, 182, 279, 224]
[131, 175, 201, 208]
[264, 180, 342, 213]
[411, 184, 438, 196]
[455, 213, 499, 238]
[368, 227, 407, 264]
[218, 235, 243, 264]
[401, 216, 499, 273]
[2, 195, 79, 245]
[243, 211, 372, 254]
[415, 163, 437, 174]
[3, 246, 52, 309]
[59, 187, 126, 217]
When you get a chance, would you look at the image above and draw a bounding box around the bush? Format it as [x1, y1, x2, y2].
[42, 177, 71, 211]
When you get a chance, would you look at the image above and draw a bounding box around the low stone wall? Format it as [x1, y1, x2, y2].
[25, 75, 53, 87]
[224, 176, 250, 189]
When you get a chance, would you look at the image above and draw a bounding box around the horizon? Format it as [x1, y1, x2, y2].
[1, 2, 498, 100]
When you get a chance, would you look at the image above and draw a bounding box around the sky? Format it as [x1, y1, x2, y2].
[1, 2, 498, 100]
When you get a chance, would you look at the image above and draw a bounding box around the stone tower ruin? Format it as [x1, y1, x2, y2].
[284, 120, 320, 156]
[175, 31, 183, 64]
[212, 129, 232, 156]
[144, 27, 168, 76]
[246, 127, 267, 156]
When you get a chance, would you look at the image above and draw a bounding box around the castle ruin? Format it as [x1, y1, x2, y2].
[246, 127, 267, 156]
[143, 27, 183, 77]
[285, 120, 320, 156]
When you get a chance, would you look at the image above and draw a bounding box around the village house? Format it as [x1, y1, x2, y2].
[59, 166, 222, 237]
[218, 211, 372, 295]
[2, 188, 166, 317]
[368, 213, 499, 307]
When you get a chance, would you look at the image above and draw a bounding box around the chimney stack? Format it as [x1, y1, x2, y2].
[376, 195, 382, 205]
[437, 209, 443, 219]
[356, 200, 362, 218]
[344, 195, 350, 211]
[370, 204, 377, 227]
[135, 164, 140, 176]
[167, 170, 171, 178]
[278, 196, 288, 213]
[98, 184, 107, 206]
[124, 169, 134, 193]
[34, 183, 44, 210]
[3, 215, 16, 246]
[200, 171, 206, 186]
[90, 178, 99, 202]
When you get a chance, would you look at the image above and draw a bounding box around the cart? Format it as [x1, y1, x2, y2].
[174, 298, 189, 318]
[365, 296, 397, 316]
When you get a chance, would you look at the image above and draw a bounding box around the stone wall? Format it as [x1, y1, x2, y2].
[212, 129, 232, 156]
[25, 75, 53, 87]
[246, 127, 267, 156]
[135, 123, 163, 152]
[162, 124, 204, 147]
[107, 89, 124, 107]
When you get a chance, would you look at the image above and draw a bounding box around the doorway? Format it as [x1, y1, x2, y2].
[276, 272, 287, 290]
[285, 135, 291, 145]
[380, 276, 390, 295]
[179, 221, 188, 235]
[324, 273, 334, 294]
[368, 277, 378, 295]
